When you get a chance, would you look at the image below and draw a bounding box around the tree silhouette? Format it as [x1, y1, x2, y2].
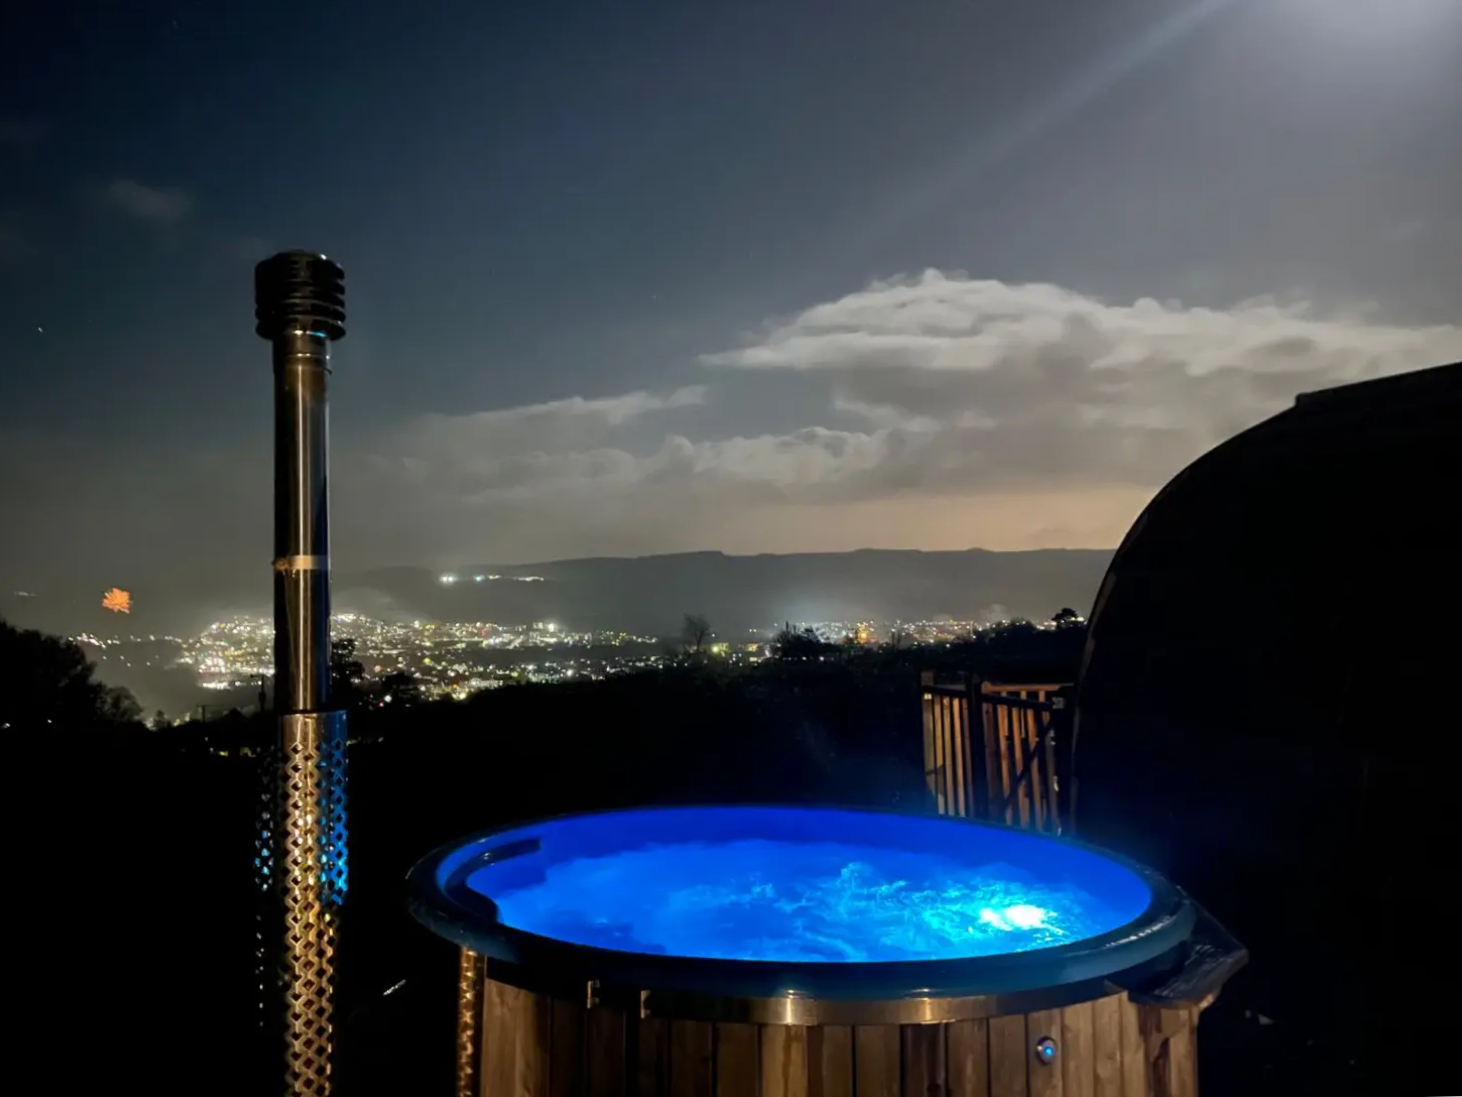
[681, 614, 712, 655]
[1052, 607, 1085, 629]
[771, 623, 838, 660]
[0, 618, 145, 731]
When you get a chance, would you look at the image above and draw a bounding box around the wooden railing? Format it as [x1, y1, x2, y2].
[920, 672, 1071, 834]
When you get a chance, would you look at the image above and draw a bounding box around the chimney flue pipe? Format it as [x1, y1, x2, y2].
[255, 251, 349, 1097]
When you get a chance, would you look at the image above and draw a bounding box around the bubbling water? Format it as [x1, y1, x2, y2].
[488, 837, 1134, 963]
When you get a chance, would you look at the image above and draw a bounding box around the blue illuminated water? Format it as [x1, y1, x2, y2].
[458, 808, 1152, 964]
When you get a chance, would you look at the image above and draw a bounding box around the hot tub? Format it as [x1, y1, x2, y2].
[409, 805, 1243, 1097]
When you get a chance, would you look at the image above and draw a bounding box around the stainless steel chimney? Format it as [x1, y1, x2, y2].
[255, 251, 348, 1096]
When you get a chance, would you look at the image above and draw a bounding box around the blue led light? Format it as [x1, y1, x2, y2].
[1035, 1036, 1058, 1064]
[455, 807, 1153, 963]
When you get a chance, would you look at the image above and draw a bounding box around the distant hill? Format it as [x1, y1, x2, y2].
[336, 549, 1114, 635]
[1, 548, 1114, 640]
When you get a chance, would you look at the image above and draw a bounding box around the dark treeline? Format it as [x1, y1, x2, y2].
[3, 613, 1084, 1096]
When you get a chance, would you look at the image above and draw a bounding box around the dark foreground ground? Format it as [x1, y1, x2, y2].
[12, 663, 1451, 1096]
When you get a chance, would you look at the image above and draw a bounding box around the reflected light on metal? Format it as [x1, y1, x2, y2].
[254, 251, 348, 1097]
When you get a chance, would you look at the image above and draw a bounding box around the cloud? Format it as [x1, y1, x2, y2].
[701, 270, 1462, 485]
[102, 178, 194, 223]
[337, 272, 1460, 562]
[7, 272, 1460, 584]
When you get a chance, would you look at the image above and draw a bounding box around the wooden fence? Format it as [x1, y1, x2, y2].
[920, 672, 1071, 834]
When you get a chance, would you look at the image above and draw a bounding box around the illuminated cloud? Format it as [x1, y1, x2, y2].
[385, 272, 1462, 502]
[6, 274, 1460, 580]
[329, 273, 1460, 563]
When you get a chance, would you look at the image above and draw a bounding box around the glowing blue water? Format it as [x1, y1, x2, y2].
[482, 827, 1149, 963]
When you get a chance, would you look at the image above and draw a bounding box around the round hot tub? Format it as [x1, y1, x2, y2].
[409, 806, 1242, 1097]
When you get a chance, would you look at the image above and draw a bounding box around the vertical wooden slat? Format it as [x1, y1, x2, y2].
[1061, 1001, 1095, 1097]
[1118, 996, 1147, 1097]
[638, 1016, 668, 1097]
[981, 698, 1001, 822]
[1025, 698, 1046, 831]
[1016, 704, 1035, 828]
[668, 1020, 713, 1097]
[1043, 697, 1062, 834]
[932, 697, 946, 814]
[1090, 996, 1123, 1097]
[946, 1018, 990, 1097]
[901, 1023, 946, 1096]
[529, 993, 552, 1097]
[922, 691, 937, 804]
[480, 980, 549, 1097]
[951, 693, 969, 817]
[713, 1023, 759, 1097]
[943, 696, 957, 814]
[998, 702, 1017, 824]
[760, 1025, 809, 1097]
[549, 997, 585, 1097]
[853, 1025, 901, 1097]
[808, 1025, 853, 1097]
[1026, 1008, 1064, 1097]
[586, 1008, 627, 1097]
[479, 977, 513, 1097]
[1164, 1011, 1196, 1097]
[987, 1014, 1028, 1097]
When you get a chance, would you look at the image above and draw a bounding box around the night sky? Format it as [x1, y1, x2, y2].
[3, 0, 1460, 609]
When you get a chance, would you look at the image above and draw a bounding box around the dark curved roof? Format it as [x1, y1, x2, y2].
[1077, 359, 1462, 756]
[1068, 362, 1461, 1084]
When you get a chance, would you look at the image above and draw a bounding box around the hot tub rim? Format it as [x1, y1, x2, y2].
[406, 803, 1197, 1007]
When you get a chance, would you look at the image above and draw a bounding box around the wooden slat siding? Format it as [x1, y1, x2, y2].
[808, 1025, 854, 1097]
[586, 1007, 627, 1097]
[1061, 1001, 1096, 1097]
[668, 1020, 713, 1097]
[1135, 1007, 1197, 1097]
[933, 697, 949, 815]
[638, 1015, 669, 1097]
[474, 982, 1203, 1097]
[854, 1025, 901, 1097]
[1029, 699, 1052, 830]
[987, 1014, 1028, 1097]
[981, 697, 1002, 823]
[1042, 702, 1061, 835]
[1027, 1008, 1065, 1097]
[946, 1019, 990, 1097]
[901, 1023, 946, 1096]
[1015, 703, 1032, 828]
[479, 977, 520, 1097]
[1163, 1011, 1196, 1097]
[993, 701, 1013, 825]
[922, 690, 936, 806]
[1118, 996, 1147, 1097]
[713, 1023, 759, 1097]
[952, 693, 971, 817]
[760, 1024, 810, 1097]
[1090, 996, 1124, 1097]
[549, 997, 585, 1097]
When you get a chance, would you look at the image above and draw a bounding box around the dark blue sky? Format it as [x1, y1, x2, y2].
[3, 0, 1460, 607]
